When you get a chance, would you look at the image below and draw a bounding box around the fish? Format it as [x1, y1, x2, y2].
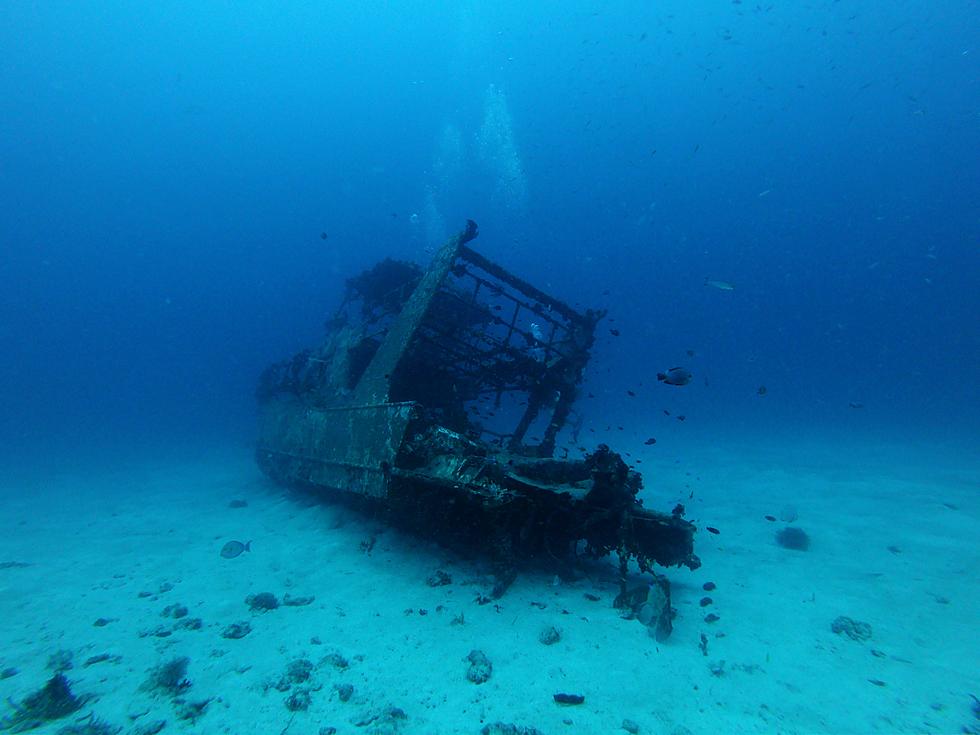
[220, 540, 251, 559]
[704, 278, 735, 291]
[644, 437, 657, 445]
[657, 367, 692, 386]
[757, 385, 767, 396]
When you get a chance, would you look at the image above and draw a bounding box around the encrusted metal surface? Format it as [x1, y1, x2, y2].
[255, 221, 700, 603]
[257, 399, 415, 499]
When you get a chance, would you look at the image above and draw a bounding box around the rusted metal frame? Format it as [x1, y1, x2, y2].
[542, 318, 595, 453]
[411, 332, 535, 396]
[450, 266, 566, 328]
[505, 298, 520, 349]
[489, 318, 574, 364]
[458, 244, 588, 326]
[508, 352, 583, 455]
[452, 285, 570, 357]
[434, 360, 535, 398]
[540, 320, 560, 365]
[539, 387, 575, 457]
[408, 338, 526, 400]
[470, 275, 482, 306]
[412, 328, 508, 377]
[431, 284, 501, 336]
[509, 392, 545, 451]
[412, 332, 518, 380]
[450, 265, 572, 338]
[417, 306, 567, 371]
[433, 286, 575, 363]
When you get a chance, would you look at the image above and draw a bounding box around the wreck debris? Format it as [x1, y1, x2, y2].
[246, 592, 279, 612]
[776, 526, 811, 550]
[221, 622, 251, 639]
[256, 222, 700, 619]
[616, 575, 673, 642]
[0, 673, 89, 732]
[538, 625, 562, 645]
[465, 650, 493, 684]
[143, 656, 191, 697]
[831, 616, 872, 641]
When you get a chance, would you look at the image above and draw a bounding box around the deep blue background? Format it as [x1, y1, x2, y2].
[1, 2, 977, 459]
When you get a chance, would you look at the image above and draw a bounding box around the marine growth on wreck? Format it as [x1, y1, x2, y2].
[255, 221, 700, 611]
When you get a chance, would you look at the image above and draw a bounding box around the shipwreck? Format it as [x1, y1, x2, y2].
[255, 221, 700, 626]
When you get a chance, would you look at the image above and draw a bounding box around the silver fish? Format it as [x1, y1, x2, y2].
[704, 278, 735, 291]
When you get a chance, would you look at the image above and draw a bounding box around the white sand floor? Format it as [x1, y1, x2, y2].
[0, 436, 976, 735]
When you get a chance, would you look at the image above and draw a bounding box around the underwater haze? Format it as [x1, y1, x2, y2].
[0, 2, 978, 734]
[1, 1, 977, 453]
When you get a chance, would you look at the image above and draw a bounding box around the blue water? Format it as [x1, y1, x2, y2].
[1, 6, 978, 733]
[1, 3, 976, 458]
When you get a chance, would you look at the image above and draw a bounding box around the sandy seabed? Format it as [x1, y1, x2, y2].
[0, 435, 976, 735]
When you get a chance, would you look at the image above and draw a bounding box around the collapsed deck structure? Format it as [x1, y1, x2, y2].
[256, 221, 699, 607]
